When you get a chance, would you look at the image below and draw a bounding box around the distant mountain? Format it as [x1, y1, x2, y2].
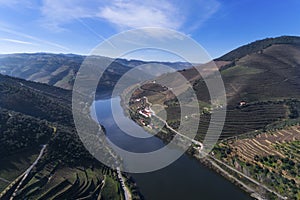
[0, 53, 121, 90]
[0, 53, 191, 94]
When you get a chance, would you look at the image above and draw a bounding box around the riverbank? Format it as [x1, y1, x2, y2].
[89, 100, 145, 200]
[119, 94, 278, 200]
[136, 125, 268, 199]
[94, 97, 253, 200]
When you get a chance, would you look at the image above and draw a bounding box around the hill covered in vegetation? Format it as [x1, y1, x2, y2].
[125, 35, 300, 199]
[216, 36, 300, 61]
[0, 74, 142, 199]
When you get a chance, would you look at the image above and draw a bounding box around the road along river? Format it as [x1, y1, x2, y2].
[92, 97, 252, 200]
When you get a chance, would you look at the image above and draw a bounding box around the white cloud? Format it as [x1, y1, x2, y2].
[0, 26, 69, 50]
[98, 0, 182, 29]
[40, 0, 220, 32]
[40, 0, 183, 31]
[40, 0, 95, 31]
[0, 38, 33, 45]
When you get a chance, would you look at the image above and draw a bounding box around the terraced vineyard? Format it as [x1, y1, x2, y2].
[0, 73, 143, 200]
[129, 82, 290, 142]
[1, 162, 126, 200]
[230, 126, 300, 161]
[161, 100, 288, 142]
[213, 125, 300, 199]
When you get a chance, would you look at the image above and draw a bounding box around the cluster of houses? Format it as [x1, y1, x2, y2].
[138, 119, 156, 129]
[138, 107, 152, 118]
[129, 96, 156, 128]
[132, 96, 154, 118]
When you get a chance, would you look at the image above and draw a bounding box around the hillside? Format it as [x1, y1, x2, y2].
[1, 35, 299, 199]
[221, 36, 300, 103]
[191, 38, 300, 106]
[0, 53, 191, 97]
[127, 36, 300, 138]
[216, 36, 300, 61]
[124, 36, 300, 199]
[0, 74, 142, 199]
[0, 53, 128, 92]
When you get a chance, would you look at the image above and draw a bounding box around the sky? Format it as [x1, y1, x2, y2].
[0, 0, 300, 61]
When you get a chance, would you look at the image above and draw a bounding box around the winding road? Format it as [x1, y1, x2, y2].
[153, 114, 203, 149]
[9, 145, 47, 200]
[144, 96, 287, 200]
[127, 95, 288, 199]
[144, 97, 203, 149]
[208, 155, 287, 200]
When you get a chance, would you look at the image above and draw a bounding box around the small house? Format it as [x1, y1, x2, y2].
[239, 101, 246, 107]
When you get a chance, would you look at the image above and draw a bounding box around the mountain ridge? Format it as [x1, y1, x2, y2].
[216, 35, 300, 62]
[0, 53, 191, 92]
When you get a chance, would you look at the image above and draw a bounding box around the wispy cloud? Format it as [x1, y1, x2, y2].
[40, 0, 95, 32]
[98, 0, 182, 30]
[0, 0, 37, 9]
[0, 0, 21, 7]
[0, 0, 220, 55]
[0, 26, 69, 50]
[0, 38, 33, 45]
[40, 0, 220, 33]
[185, 0, 220, 32]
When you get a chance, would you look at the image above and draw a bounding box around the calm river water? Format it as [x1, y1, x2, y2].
[93, 97, 252, 200]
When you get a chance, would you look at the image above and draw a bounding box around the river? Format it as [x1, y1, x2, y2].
[93, 97, 252, 200]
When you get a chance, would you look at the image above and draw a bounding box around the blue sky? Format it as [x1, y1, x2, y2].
[0, 0, 299, 61]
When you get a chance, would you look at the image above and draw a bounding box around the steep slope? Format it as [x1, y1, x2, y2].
[216, 35, 300, 61]
[123, 36, 300, 199]
[128, 36, 300, 140]
[191, 36, 300, 105]
[0, 73, 92, 167]
[0, 74, 142, 199]
[222, 40, 300, 104]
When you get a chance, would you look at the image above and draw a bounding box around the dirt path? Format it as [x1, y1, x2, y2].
[9, 145, 47, 200]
